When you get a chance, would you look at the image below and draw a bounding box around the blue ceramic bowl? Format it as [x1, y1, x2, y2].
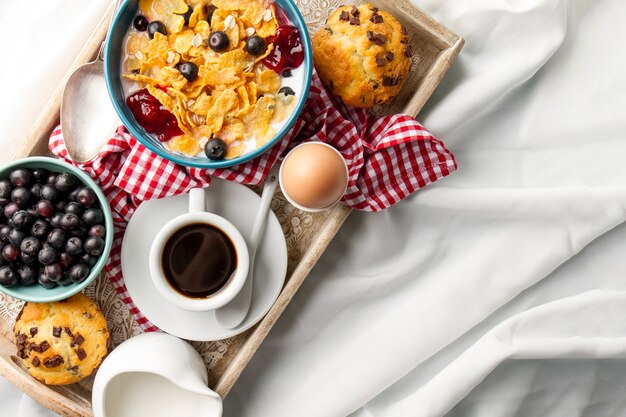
[0, 157, 114, 303]
[104, 0, 313, 168]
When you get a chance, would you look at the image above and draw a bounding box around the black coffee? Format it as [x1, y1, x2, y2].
[161, 223, 237, 298]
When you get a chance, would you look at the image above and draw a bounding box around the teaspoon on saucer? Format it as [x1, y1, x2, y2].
[215, 167, 280, 329]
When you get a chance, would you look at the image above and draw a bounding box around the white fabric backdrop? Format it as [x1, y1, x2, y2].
[2, 0, 626, 416]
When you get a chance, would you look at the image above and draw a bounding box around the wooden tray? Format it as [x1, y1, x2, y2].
[0, 1, 463, 415]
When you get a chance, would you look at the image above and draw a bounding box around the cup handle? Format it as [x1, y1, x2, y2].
[189, 188, 206, 213]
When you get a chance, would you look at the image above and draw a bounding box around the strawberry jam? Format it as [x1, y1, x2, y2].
[126, 88, 182, 142]
[262, 26, 304, 73]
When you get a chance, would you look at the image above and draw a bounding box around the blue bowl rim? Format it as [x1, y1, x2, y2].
[0, 157, 114, 303]
[104, 0, 313, 169]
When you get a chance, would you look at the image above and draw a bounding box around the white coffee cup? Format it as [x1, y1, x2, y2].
[149, 188, 249, 311]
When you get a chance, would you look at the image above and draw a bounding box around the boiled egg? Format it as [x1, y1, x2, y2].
[279, 142, 348, 211]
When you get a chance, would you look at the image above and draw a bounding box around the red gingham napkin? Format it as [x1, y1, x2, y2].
[49, 71, 456, 330]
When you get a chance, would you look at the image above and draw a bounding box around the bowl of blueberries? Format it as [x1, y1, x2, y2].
[0, 157, 113, 302]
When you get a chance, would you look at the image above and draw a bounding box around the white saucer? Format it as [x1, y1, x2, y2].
[121, 179, 287, 341]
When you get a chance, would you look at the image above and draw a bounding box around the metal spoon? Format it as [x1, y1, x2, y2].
[61, 0, 122, 163]
[215, 167, 280, 329]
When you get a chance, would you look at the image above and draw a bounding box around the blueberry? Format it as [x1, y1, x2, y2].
[66, 237, 84, 256]
[36, 200, 54, 218]
[176, 62, 198, 82]
[65, 202, 83, 216]
[30, 218, 50, 238]
[55, 200, 67, 212]
[68, 188, 80, 202]
[0, 266, 17, 287]
[80, 253, 98, 267]
[3, 203, 18, 219]
[21, 252, 37, 266]
[60, 213, 80, 231]
[282, 69, 292, 78]
[0, 179, 12, 199]
[204, 138, 227, 160]
[8, 229, 26, 246]
[59, 252, 74, 268]
[84, 236, 105, 256]
[2, 244, 20, 263]
[12, 210, 33, 231]
[44, 263, 63, 282]
[148, 20, 167, 38]
[31, 168, 49, 184]
[49, 213, 63, 229]
[76, 187, 97, 207]
[11, 187, 31, 208]
[69, 263, 90, 283]
[9, 169, 32, 187]
[38, 246, 57, 265]
[133, 15, 149, 31]
[89, 225, 106, 238]
[38, 273, 57, 289]
[47, 229, 67, 250]
[0, 225, 10, 242]
[82, 208, 104, 227]
[209, 31, 229, 52]
[58, 275, 74, 286]
[70, 226, 88, 239]
[177, 6, 193, 25]
[278, 86, 295, 96]
[245, 35, 267, 56]
[40, 184, 60, 202]
[30, 183, 42, 199]
[54, 172, 77, 192]
[45, 173, 57, 185]
[17, 265, 37, 286]
[20, 236, 42, 256]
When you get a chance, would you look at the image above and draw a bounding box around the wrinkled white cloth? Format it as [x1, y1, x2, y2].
[2, 0, 626, 416]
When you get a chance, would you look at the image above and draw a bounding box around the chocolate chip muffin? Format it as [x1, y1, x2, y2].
[313, 4, 413, 108]
[14, 293, 109, 385]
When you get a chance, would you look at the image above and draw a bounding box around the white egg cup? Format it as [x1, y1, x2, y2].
[278, 142, 349, 213]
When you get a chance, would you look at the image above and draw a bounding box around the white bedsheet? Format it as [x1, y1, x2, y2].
[2, 0, 626, 416]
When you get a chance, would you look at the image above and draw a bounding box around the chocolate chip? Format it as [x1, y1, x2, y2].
[405, 45, 413, 58]
[16, 333, 27, 344]
[52, 327, 61, 338]
[376, 57, 387, 67]
[44, 355, 64, 368]
[17, 349, 27, 359]
[28, 342, 41, 353]
[349, 16, 360, 25]
[373, 33, 387, 46]
[72, 334, 85, 347]
[39, 341, 50, 352]
[385, 51, 395, 62]
[339, 10, 350, 21]
[64, 327, 74, 337]
[367, 30, 375, 41]
[401, 25, 408, 35]
[351, 6, 360, 17]
[370, 13, 383, 24]
[370, 7, 379, 12]
[76, 348, 87, 361]
[31, 357, 40, 367]
[29, 327, 38, 337]
[382, 76, 395, 86]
